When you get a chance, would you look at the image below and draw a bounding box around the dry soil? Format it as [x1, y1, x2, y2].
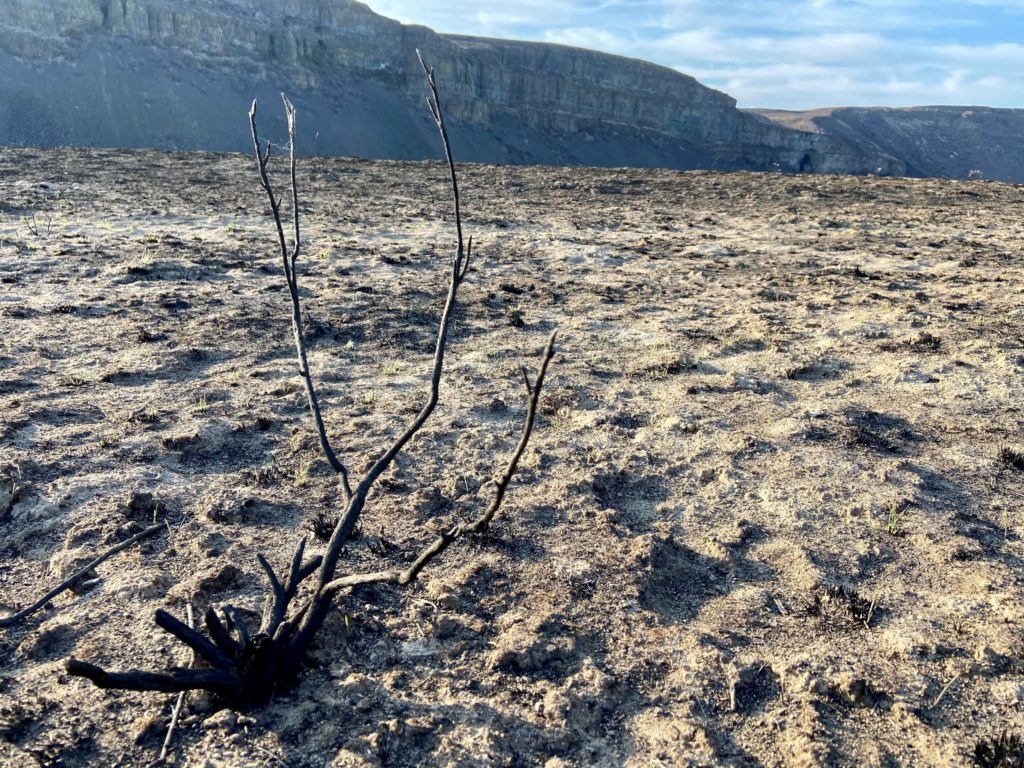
[1, 147, 1023, 767]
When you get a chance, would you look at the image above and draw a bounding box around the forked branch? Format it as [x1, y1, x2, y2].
[308, 50, 473, 595]
[322, 331, 556, 594]
[66, 55, 556, 711]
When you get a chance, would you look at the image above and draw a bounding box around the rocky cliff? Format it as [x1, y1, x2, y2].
[3, 0, 1009, 180]
[753, 106, 1024, 182]
[0, 0, 909, 175]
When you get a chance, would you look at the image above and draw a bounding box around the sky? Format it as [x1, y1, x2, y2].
[369, 0, 1024, 110]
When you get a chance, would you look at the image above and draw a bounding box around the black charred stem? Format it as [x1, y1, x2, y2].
[65, 54, 556, 710]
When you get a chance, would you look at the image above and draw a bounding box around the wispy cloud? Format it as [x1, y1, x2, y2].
[369, 0, 1024, 108]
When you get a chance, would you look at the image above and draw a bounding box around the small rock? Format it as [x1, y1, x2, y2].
[202, 709, 237, 731]
[131, 712, 165, 745]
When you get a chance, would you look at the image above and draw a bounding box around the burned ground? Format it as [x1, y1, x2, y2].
[1, 147, 1023, 766]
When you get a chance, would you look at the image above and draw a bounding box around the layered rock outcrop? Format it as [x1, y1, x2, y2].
[0, 0, 1005, 181]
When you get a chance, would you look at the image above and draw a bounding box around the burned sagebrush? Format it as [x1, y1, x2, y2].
[998, 446, 1024, 472]
[807, 584, 877, 630]
[66, 53, 556, 709]
[304, 509, 338, 543]
[974, 732, 1024, 768]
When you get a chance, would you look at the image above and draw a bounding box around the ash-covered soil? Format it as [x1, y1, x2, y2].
[1, 147, 1023, 767]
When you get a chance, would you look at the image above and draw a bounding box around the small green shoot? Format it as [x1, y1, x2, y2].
[886, 501, 909, 536]
[294, 457, 316, 487]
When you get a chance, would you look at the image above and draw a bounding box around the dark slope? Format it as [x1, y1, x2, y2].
[753, 106, 1024, 182]
[0, 0, 900, 174]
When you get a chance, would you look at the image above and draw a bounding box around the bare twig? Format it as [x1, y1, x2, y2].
[864, 598, 877, 629]
[417, 50, 465, 270]
[303, 50, 473, 607]
[0, 523, 163, 628]
[461, 235, 473, 280]
[258, 538, 318, 638]
[520, 366, 533, 395]
[930, 672, 963, 710]
[249, 98, 353, 500]
[158, 603, 195, 763]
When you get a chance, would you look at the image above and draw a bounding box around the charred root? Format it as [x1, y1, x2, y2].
[67, 538, 322, 708]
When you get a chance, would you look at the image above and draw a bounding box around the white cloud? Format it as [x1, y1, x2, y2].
[541, 26, 638, 52]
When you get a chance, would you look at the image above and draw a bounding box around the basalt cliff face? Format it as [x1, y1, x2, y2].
[0, 0, 1005, 180]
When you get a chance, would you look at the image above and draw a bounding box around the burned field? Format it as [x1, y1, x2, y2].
[1, 147, 1023, 766]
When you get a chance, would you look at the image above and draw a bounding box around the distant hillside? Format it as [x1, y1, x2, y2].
[752, 106, 1024, 182]
[0, 2, 1019, 180]
[0, 0, 901, 175]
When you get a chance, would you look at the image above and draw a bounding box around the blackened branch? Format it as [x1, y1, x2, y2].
[1, 523, 163, 628]
[248, 98, 353, 499]
[66, 61, 555, 712]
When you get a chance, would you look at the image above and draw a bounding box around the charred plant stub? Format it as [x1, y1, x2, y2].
[65, 54, 556, 708]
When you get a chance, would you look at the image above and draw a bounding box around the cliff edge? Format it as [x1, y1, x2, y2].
[2, 0, 1002, 180]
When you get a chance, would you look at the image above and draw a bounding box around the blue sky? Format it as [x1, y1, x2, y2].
[370, 0, 1024, 109]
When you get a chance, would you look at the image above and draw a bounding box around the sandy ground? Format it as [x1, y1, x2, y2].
[1, 146, 1023, 767]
